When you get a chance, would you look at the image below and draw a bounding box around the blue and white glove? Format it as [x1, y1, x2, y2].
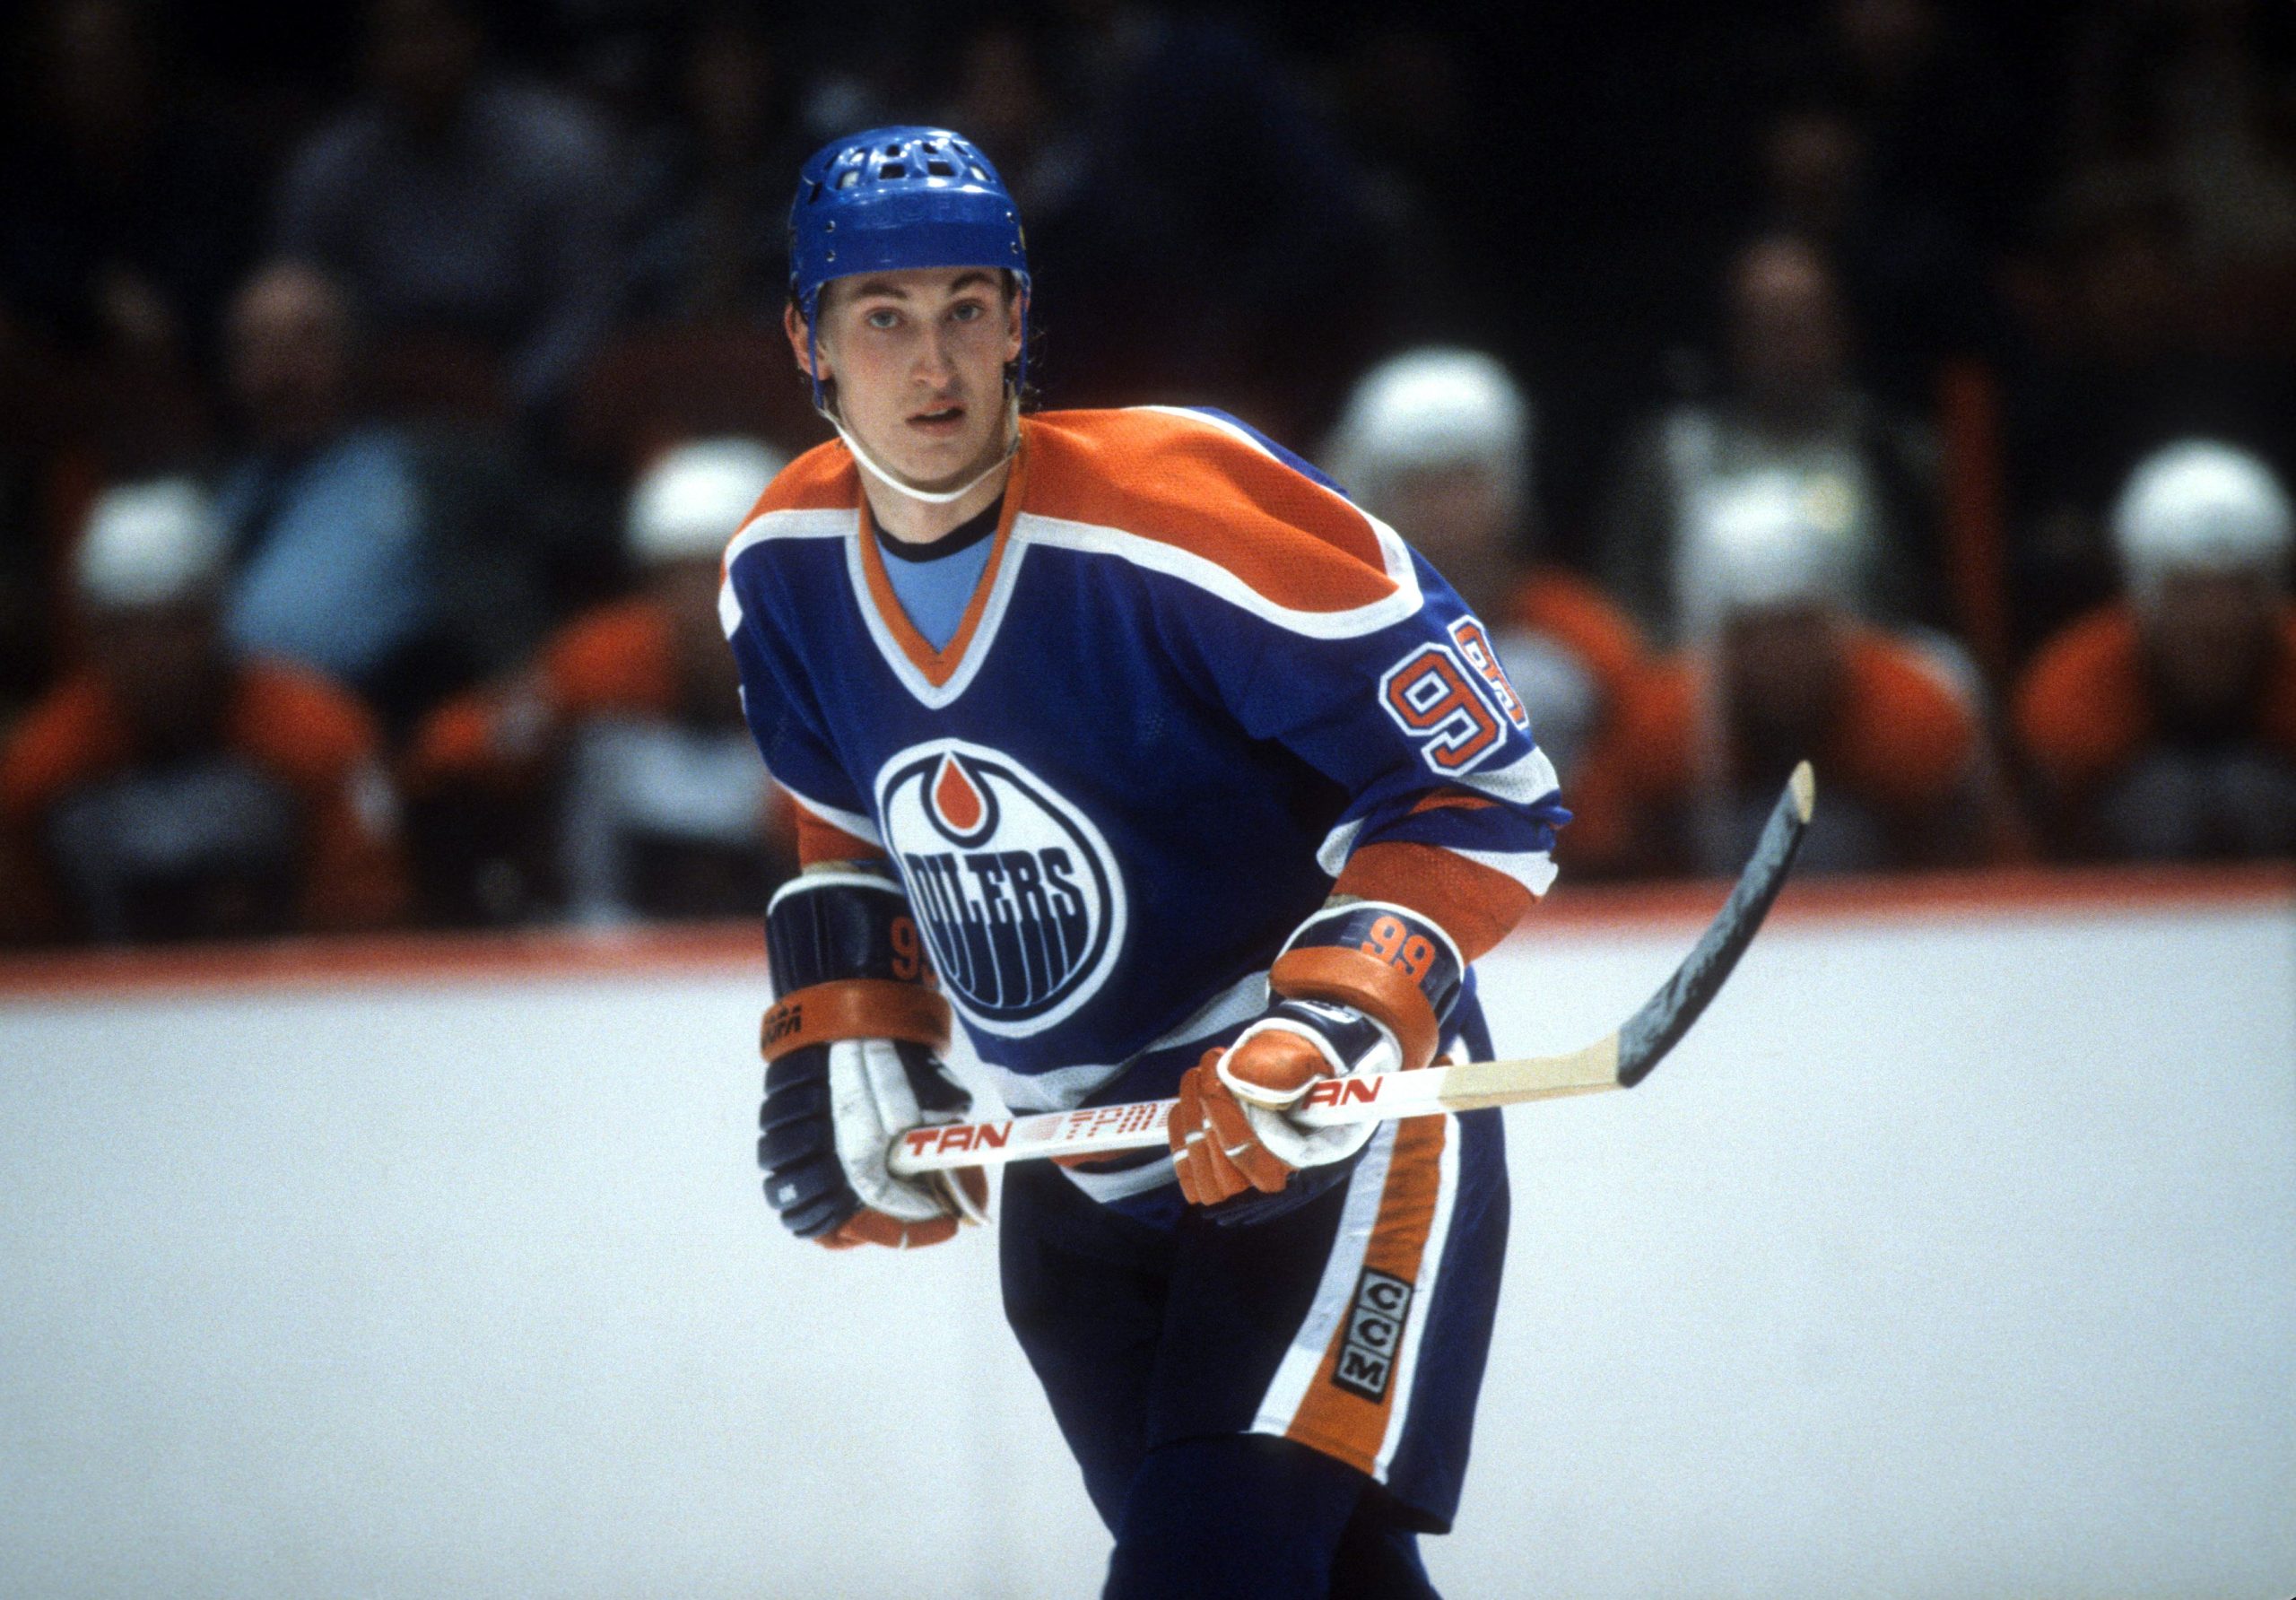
[757, 870, 987, 1249]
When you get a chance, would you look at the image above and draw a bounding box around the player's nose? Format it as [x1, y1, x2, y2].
[913, 323, 959, 386]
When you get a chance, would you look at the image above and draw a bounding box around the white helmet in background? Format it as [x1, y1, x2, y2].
[2111, 439, 2292, 609]
[1684, 467, 1860, 631]
[75, 478, 228, 611]
[626, 438, 787, 568]
[1325, 347, 1531, 517]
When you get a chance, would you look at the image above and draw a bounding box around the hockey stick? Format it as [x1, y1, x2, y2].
[889, 761, 1816, 1178]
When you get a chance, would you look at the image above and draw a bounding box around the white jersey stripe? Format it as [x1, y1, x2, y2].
[1315, 817, 1366, 877]
[1015, 512, 1424, 639]
[719, 508, 858, 637]
[1449, 846, 1560, 898]
[1456, 743, 1562, 808]
[776, 781, 882, 848]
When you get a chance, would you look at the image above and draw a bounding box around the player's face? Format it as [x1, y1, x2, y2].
[796, 267, 1022, 493]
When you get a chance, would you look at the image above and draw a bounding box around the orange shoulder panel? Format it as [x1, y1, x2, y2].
[0, 676, 133, 822]
[2011, 606, 2152, 794]
[740, 438, 858, 524]
[1826, 632, 1979, 812]
[543, 600, 677, 716]
[1018, 409, 1398, 613]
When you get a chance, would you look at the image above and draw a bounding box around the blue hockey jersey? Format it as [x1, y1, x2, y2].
[721, 405, 1568, 1115]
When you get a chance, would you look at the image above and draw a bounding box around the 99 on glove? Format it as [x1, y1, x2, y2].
[757, 870, 987, 1249]
[1170, 902, 1463, 1224]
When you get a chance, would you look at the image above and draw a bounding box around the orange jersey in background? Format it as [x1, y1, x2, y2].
[1595, 626, 1991, 874]
[0, 661, 406, 940]
[2013, 604, 2296, 796]
[405, 599, 681, 792]
[1504, 567, 1652, 871]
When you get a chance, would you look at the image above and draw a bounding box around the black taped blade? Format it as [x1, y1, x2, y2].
[1615, 761, 1815, 1088]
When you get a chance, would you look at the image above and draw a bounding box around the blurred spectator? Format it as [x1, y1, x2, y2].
[404, 438, 789, 925]
[0, 480, 406, 944]
[620, 5, 806, 324]
[2014, 440, 2296, 861]
[1596, 470, 2005, 876]
[213, 262, 547, 735]
[0, 0, 259, 370]
[270, 0, 622, 423]
[1602, 233, 1943, 647]
[1325, 347, 1649, 867]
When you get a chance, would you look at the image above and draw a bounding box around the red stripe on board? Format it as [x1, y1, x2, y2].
[0, 864, 2285, 1001]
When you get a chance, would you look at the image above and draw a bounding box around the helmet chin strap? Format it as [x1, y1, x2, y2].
[822, 391, 1022, 508]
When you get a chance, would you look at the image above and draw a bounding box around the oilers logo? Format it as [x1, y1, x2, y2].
[875, 739, 1127, 1037]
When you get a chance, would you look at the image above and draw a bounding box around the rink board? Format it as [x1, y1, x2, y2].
[1, 874, 2292, 1599]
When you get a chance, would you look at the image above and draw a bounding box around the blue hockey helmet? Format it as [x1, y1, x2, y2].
[787, 126, 1031, 410]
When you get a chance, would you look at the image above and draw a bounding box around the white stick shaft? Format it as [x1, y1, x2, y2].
[886, 1035, 1622, 1177]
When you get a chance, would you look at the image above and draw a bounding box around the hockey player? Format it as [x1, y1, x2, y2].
[1593, 468, 2007, 874]
[729, 128, 1569, 1597]
[2014, 440, 2296, 859]
[404, 437, 792, 921]
[0, 480, 406, 943]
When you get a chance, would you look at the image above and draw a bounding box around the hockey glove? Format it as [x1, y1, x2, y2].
[756, 870, 987, 1249]
[1170, 902, 1464, 1224]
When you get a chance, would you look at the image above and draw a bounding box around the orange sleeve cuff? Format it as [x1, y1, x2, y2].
[1331, 841, 1533, 963]
[794, 803, 889, 867]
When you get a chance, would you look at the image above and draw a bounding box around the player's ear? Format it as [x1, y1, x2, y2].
[1002, 287, 1024, 364]
[785, 300, 829, 383]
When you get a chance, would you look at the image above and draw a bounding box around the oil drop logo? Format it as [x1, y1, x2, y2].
[875, 740, 1127, 1036]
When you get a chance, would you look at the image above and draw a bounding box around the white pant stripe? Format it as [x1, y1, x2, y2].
[1248, 1122, 1398, 1442]
[1375, 1114, 1461, 1478]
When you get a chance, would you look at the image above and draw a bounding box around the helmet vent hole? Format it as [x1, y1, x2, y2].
[880, 161, 908, 179]
[969, 164, 987, 181]
[837, 170, 858, 189]
[926, 158, 955, 177]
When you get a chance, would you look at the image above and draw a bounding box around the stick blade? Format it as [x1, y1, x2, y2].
[1613, 761, 1815, 1089]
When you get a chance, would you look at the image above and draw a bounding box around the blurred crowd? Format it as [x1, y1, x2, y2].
[2, 0, 2292, 947]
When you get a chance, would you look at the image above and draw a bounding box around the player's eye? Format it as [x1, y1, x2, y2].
[949, 301, 985, 324]
[865, 308, 901, 330]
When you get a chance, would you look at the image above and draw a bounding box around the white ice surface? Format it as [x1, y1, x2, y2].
[1, 898, 2291, 1598]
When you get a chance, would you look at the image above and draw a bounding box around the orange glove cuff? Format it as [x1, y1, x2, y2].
[760, 978, 952, 1063]
[1268, 943, 1441, 1072]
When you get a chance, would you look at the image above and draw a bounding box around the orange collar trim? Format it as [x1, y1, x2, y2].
[853, 437, 1030, 690]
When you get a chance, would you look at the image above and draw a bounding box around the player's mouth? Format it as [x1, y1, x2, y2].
[909, 404, 966, 436]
